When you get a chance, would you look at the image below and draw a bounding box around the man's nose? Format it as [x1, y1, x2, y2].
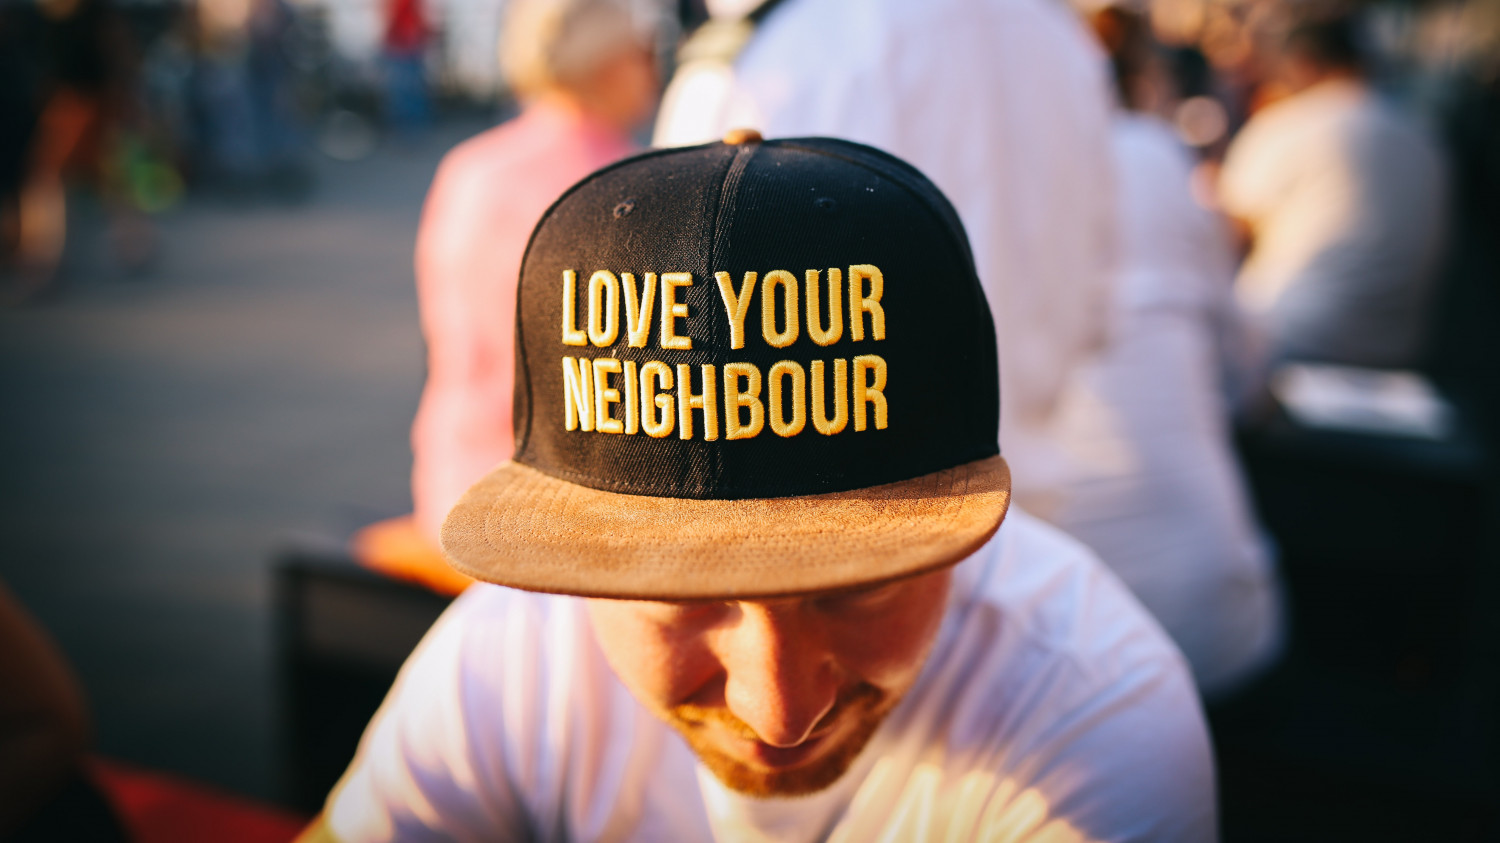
[720, 604, 838, 748]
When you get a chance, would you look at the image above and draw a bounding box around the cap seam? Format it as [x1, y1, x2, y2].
[522, 442, 1000, 500]
[511, 141, 733, 459]
[704, 141, 758, 488]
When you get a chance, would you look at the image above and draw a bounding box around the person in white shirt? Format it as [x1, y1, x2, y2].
[300, 133, 1215, 842]
[1219, 11, 1449, 371]
[1047, 5, 1284, 699]
[655, 0, 1119, 513]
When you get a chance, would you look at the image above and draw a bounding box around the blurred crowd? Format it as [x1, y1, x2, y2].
[0, 0, 528, 303]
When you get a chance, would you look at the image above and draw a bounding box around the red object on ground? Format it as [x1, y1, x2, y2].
[89, 758, 308, 843]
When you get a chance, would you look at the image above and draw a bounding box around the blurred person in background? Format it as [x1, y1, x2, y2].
[1052, 3, 1283, 699]
[0, 2, 44, 288]
[0, 582, 127, 841]
[8, 0, 153, 302]
[381, 0, 432, 137]
[398, 0, 659, 570]
[193, 0, 308, 192]
[1219, 9, 1449, 372]
[654, 0, 1118, 519]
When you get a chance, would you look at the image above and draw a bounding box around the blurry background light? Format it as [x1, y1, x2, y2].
[1174, 94, 1229, 147]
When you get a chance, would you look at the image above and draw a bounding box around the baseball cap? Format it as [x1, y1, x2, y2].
[441, 131, 1010, 599]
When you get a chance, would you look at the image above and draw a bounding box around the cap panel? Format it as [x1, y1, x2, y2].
[706, 143, 999, 495]
[513, 138, 999, 501]
[779, 138, 982, 282]
[514, 143, 740, 495]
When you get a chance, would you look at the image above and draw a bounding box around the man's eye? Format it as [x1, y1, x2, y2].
[644, 600, 730, 624]
[817, 583, 898, 612]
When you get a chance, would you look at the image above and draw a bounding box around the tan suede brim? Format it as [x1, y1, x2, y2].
[439, 454, 1011, 600]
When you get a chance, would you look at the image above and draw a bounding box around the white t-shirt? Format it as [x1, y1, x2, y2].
[323, 509, 1216, 842]
[1047, 114, 1282, 698]
[1219, 79, 1448, 368]
[654, 0, 1119, 510]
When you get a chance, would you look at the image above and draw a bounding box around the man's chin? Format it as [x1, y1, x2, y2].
[694, 743, 863, 798]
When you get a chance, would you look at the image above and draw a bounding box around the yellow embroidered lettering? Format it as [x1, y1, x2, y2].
[676, 363, 718, 441]
[623, 272, 658, 348]
[714, 271, 757, 350]
[623, 360, 639, 435]
[561, 356, 594, 431]
[723, 362, 764, 440]
[848, 264, 885, 341]
[639, 361, 674, 438]
[561, 271, 587, 346]
[761, 269, 800, 348]
[660, 272, 694, 350]
[811, 358, 848, 435]
[852, 354, 888, 431]
[768, 360, 807, 437]
[592, 358, 623, 434]
[805, 268, 843, 346]
[587, 270, 620, 346]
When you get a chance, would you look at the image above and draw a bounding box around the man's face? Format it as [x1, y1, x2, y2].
[585, 568, 953, 797]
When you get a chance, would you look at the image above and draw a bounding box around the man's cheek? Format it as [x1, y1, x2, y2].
[834, 618, 942, 687]
[614, 632, 720, 710]
[660, 644, 727, 707]
[841, 641, 929, 689]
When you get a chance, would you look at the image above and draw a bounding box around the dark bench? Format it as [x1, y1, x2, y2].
[273, 549, 454, 814]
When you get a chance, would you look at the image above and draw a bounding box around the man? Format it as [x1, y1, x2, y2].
[1219, 11, 1448, 370]
[654, 0, 1119, 516]
[303, 133, 1215, 841]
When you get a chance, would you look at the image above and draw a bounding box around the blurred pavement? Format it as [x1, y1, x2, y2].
[0, 119, 488, 802]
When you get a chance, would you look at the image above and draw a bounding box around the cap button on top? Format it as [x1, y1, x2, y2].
[722, 127, 763, 145]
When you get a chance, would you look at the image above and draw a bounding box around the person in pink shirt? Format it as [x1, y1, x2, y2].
[408, 0, 659, 552]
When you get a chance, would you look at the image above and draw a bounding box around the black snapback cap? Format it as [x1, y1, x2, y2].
[442, 132, 1011, 599]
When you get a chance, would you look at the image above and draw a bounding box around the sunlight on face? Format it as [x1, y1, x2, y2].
[585, 568, 953, 797]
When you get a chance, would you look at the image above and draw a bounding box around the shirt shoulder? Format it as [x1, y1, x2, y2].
[425, 110, 633, 224]
[885, 510, 1216, 841]
[415, 110, 635, 307]
[960, 509, 1191, 697]
[324, 587, 708, 842]
[320, 587, 579, 841]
